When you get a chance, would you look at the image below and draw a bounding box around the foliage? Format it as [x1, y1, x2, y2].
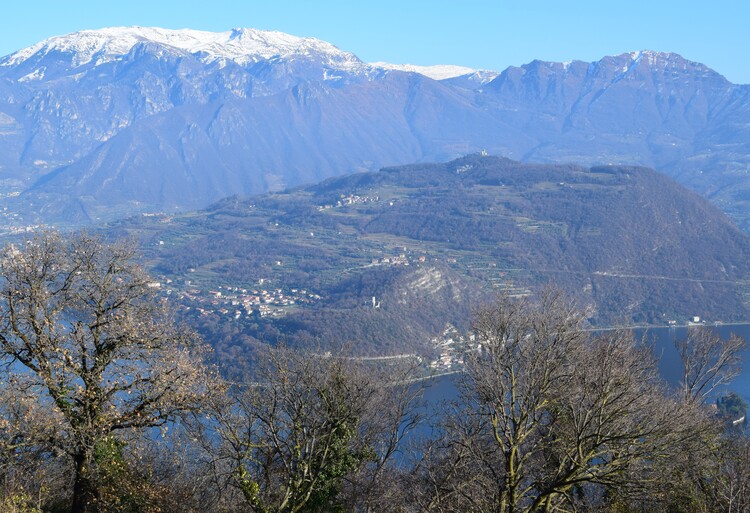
[204, 345, 422, 513]
[0, 491, 44, 513]
[0, 251, 747, 513]
[0, 232, 217, 513]
[716, 392, 748, 421]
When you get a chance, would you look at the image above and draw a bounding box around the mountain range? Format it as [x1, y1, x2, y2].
[1, 27, 750, 230]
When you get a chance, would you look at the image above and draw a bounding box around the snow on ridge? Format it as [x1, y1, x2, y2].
[370, 61, 486, 80]
[624, 50, 694, 66]
[617, 50, 718, 75]
[1, 26, 365, 69]
[627, 50, 665, 68]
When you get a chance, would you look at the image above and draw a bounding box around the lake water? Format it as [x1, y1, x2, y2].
[423, 324, 750, 405]
[402, 324, 750, 449]
[638, 324, 750, 404]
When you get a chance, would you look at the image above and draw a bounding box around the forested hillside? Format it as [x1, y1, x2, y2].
[103, 155, 750, 373]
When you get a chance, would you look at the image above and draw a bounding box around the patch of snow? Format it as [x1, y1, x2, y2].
[18, 67, 45, 82]
[0, 113, 17, 125]
[370, 61, 482, 80]
[322, 69, 344, 81]
[467, 70, 500, 83]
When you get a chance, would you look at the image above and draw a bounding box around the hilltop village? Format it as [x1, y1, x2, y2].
[155, 282, 323, 319]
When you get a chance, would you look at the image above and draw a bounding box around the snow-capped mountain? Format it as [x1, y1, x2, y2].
[1, 27, 489, 83]
[0, 27, 749, 231]
[369, 62, 486, 80]
[1, 27, 368, 74]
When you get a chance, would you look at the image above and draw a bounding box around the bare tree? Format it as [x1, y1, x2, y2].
[207, 346, 423, 513]
[341, 357, 424, 513]
[0, 232, 216, 513]
[466, 289, 585, 513]
[415, 289, 703, 513]
[707, 437, 750, 513]
[542, 330, 699, 509]
[676, 326, 747, 404]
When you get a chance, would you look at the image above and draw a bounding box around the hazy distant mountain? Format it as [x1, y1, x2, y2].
[108, 155, 750, 361]
[368, 61, 497, 81]
[1, 28, 750, 229]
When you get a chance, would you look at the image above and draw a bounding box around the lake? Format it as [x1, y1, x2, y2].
[423, 324, 750, 406]
[638, 323, 750, 404]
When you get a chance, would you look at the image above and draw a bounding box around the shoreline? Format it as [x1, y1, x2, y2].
[585, 320, 750, 333]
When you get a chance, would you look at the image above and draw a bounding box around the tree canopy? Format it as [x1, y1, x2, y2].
[0, 232, 216, 513]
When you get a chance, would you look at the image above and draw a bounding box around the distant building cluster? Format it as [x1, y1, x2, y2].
[370, 253, 411, 267]
[172, 284, 322, 319]
[317, 193, 380, 211]
[429, 324, 476, 371]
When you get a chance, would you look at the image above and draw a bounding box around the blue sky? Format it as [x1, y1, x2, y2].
[2, 0, 749, 83]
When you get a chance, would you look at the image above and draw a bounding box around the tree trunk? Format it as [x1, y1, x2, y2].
[71, 450, 96, 513]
